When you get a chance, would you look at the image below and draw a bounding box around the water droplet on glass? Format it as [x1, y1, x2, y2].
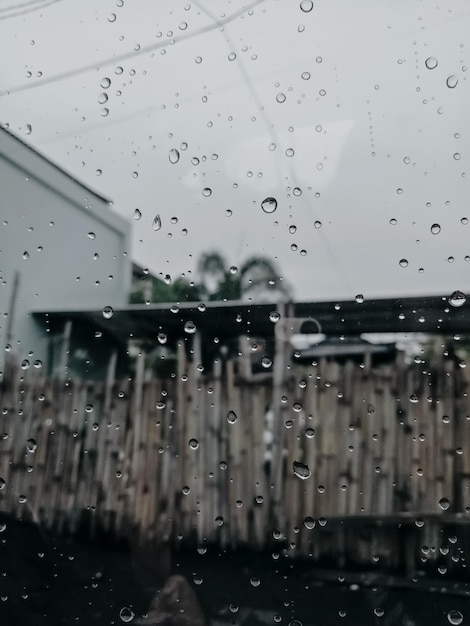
[197, 303, 206, 312]
[301, 71, 311, 80]
[250, 576, 261, 587]
[430, 223, 441, 235]
[399, 259, 409, 268]
[22, 251, 29, 260]
[304, 428, 315, 438]
[261, 197, 277, 214]
[293, 402, 303, 412]
[446, 75, 459, 89]
[447, 610, 463, 626]
[293, 461, 311, 479]
[425, 57, 438, 70]
[269, 311, 280, 322]
[355, 294, 364, 304]
[439, 497, 450, 511]
[215, 515, 224, 526]
[152, 214, 162, 231]
[169, 148, 180, 164]
[119, 607, 135, 622]
[304, 516, 315, 529]
[184, 321, 197, 334]
[202, 187, 212, 197]
[133, 209, 142, 220]
[21, 359, 30, 369]
[87, 232, 96, 240]
[449, 291, 466, 307]
[103, 306, 114, 319]
[0, 479, 5, 490]
[189, 438, 199, 450]
[300, 0, 314, 12]
[409, 394, 419, 403]
[314, 220, 322, 229]
[276, 92, 286, 103]
[227, 410, 238, 424]
[26, 438, 37, 453]
[261, 357, 272, 369]
[228, 52, 237, 61]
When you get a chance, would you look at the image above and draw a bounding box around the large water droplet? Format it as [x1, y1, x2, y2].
[103, 306, 114, 319]
[449, 291, 466, 307]
[26, 438, 37, 453]
[215, 515, 224, 527]
[152, 214, 162, 231]
[399, 259, 409, 268]
[227, 410, 238, 424]
[133, 209, 142, 220]
[446, 75, 459, 89]
[293, 461, 311, 479]
[355, 294, 364, 304]
[425, 57, 438, 70]
[430, 223, 441, 235]
[447, 610, 463, 626]
[189, 438, 199, 450]
[119, 607, 135, 622]
[304, 516, 315, 529]
[202, 187, 212, 197]
[269, 311, 280, 322]
[409, 394, 419, 403]
[261, 357, 272, 369]
[169, 148, 180, 164]
[439, 497, 450, 511]
[300, 0, 314, 12]
[261, 197, 277, 214]
[276, 92, 286, 103]
[184, 320, 197, 334]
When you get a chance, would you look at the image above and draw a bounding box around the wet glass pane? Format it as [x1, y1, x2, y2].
[1, 1, 470, 624]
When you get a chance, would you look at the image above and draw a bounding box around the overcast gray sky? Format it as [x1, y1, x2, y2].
[1, 0, 469, 302]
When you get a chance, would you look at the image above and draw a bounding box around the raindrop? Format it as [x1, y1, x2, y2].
[430, 223, 441, 235]
[439, 497, 450, 511]
[202, 187, 212, 197]
[293, 461, 311, 479]
[229, 265, 238, 274]
[374, 608, 384, 618]
[425, 57, 438, 70]
[250, 577, 261, 587]
[301, 71, 311, 80]
[261, 197, 278, 214]
[169, 148, 180, 164]
[305, 428, 315, 438]
[314, 220, 322, 229]
[304, 516, 315, 529]
[189, 438, 199, 450]
[152, 215, 162, 231]
[446, 75, 459, 89]
[215, 515, 224, 526]
[184, 321, 197, 334]
[269, 311, 280, 322]
[276, 92, 286, 103]
[261, 357, 272, 369]
[0, 479, 5, 490]
[300, 0, 314, 12]
[447, 611, 463, 626]
[197, 303, 206, 312]
[355, 294, 364, 304]
[103, 306, 114, 319]
[228, 52, 236, 61]
[449, 291, 466, 307]
[157, 332, 167, 344]
[293, 402, 303, 412]
[409, 394, 419, 403]
[21, 359, 30, 369]
[227, 410, 238, 424]
[23, 251, 29, 260]
[133, 209, 142, 220]
[87, 232, 96, 240]
[399, 259, 409, 268]
[26, 438, 37, 453]
[119, 607, 135, 622]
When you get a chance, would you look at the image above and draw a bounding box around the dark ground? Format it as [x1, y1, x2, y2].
[1, 513, 470, 625]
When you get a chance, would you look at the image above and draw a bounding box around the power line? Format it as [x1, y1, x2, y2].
[0, 0, 64, 20]
[0, 0, 265, 97]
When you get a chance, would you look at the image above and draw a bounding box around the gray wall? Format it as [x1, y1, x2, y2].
[0, 129, 131, 368]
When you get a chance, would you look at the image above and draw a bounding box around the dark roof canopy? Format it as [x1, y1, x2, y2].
[32, 295, 470, 346]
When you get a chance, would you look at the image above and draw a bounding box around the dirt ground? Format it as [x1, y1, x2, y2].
[1, 514, 470, 625]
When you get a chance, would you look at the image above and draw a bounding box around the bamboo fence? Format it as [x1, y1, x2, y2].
[0, 341, 469, 569]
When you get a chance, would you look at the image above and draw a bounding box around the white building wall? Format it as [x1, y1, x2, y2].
[0, 128, 131, 365]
